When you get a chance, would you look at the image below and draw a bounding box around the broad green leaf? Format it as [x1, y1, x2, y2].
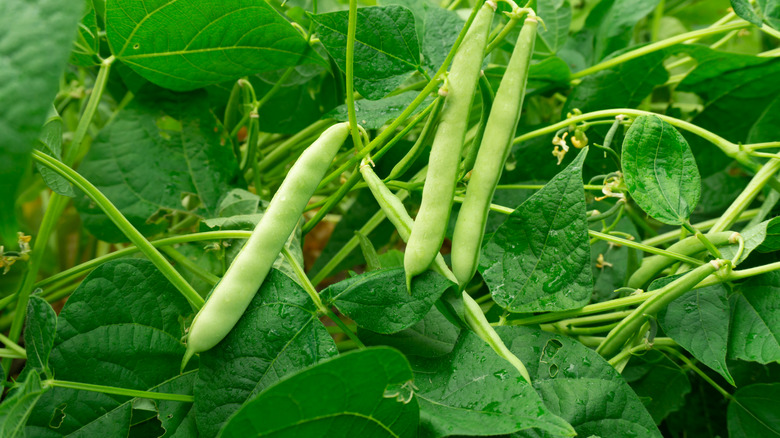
[748, 94, 780, 143]
[360, 304, 460, 358]
[728, 383, 780, 437]
[622, 115, 701, 225]
[562, 0, 660, 66]
[499, 326, 661, 437]
[563, 51, 668, 115]
[758, 0, 780, 30]
[535, 0, 572, 55]
[75, 88, 238, 242]
[0, 373, 49, 438]
[27, 259, 193, 436]
[311, 6, 423, 99]
[35, 109, 75, 198]
[412, 332, 575, 438]
[156, 372, 198, 438]
[195, 269, 337, 438]
[23, 295, 57, 374]
[623, 351, 691, 425]
[253, 78, 323, 135]
[657, 283, 735, 385]
[322, 268, 455, 334]
[677, 54, 780, 177]
[757, 216, 780, 252]
[105, 0, 323, 91]
[731, 0, 764, 26]
[218, 348, 418, 438]
[70, 0, 100, 66]
[323, 91, 434, 130]
[729, 272, 780, 364]
[421, 6, 462, 74]
[480, 148, 593, 313]
[0, 0, 82, 245]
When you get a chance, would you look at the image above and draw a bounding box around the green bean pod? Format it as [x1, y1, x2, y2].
[182, 122, 350, 368]
[404, 2, 496, 290]
[359, 159, 458, 285]
[451, 16, 538, 289]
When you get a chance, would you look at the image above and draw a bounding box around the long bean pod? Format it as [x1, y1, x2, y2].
[404, 2, 496, 291]
[452, 14, 538, 288]
[182, 122, 350, 368]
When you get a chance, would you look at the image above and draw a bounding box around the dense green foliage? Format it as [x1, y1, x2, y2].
[1, 0, 780, 437]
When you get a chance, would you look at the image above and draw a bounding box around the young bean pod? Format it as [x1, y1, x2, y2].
[404, 2, 496, 291]
[359, 159, 458, 285]
[182, 122, 351, 369]
[452, 14, 538, 289]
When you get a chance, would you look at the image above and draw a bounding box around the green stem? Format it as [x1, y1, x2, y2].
[627, 232, 733, 288]
[571, 21, 749, 80]
[608, 343, 650, 367]
[64, 55, 115, 164]
[0, 332, 26, 358]
[683, 221, 722, 258]
[281, 247, 365, 349]
[557, 310, 634, 327]
[642, 209, 758, 247]
[708, 158, 780, 234]
[485, 16, 520, 54]
[317, 0, 486, 190]
[597, 260, 723, 357]
[661, 347, 734, 397]
[345, 0, 364, 151]
[47, 379, 195, 402]
[31, 150, 204, 309]
[161, 247, 220, 286]
[0, 349, 26, 360]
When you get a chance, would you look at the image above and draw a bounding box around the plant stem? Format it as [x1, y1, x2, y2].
[0, 349, 26, 360]
[281, 248, 365, 349]
[31, 150, 204, 309]
[571, 21, 749, 80]
[64, 55, 115, 164]
[161, 247, 220, 286]
[47, 379, 195, 402]
[608, 343, 650, 367]
[345, 0, 364, 151]
[642, 209, 758, 247]
[708, 158, 780, 234]
[0, 332, 26, 358]
[682, 221, 722, 258]
[660, 347, 733, 397]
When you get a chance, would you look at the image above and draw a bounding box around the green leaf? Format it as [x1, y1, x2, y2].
[757, 216, 780, 252]
[155, 372, 198, 438]
[0, 372, 49, 438]
[360, 304, 461, 358]
[412, 331, 575, 438]
[311, 5, 423, 100]
[498, 326, 661, 437]
[748, 94, 780, 143]
[323, 91, 434, 130]
[105, 0, 323, 91]
[720, 218, 769, 264]
[729, 272, 780, 364]
[479, 148, 593, 313]
[563, 0, 660, 66]
[70, 0, 100, 67]
[421, 6, 462, 74]
[0, 0, 83, 245]
[322, 268, 454, 334]
[677, 53, 780, 177]
[563, 51, 668, 114]
[535, 0, 572, 55]
[195, 269, 337, 438]
[731, 0, 764, 26]
[622, 115, 701, 225]
[728, 383, 780, 437]
[657, 283, 735, 385]
[34, 109, 75, 198]
[623, 351, 692, 425]
[74, 88, 238, 242]
[758, 0, 780, 30]
[218, 348, 418, 438]
[24, 295, 57, 374]
[27, 259, 193, 436]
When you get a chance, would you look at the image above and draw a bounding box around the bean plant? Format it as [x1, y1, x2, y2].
[1, 0, 779, 436]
